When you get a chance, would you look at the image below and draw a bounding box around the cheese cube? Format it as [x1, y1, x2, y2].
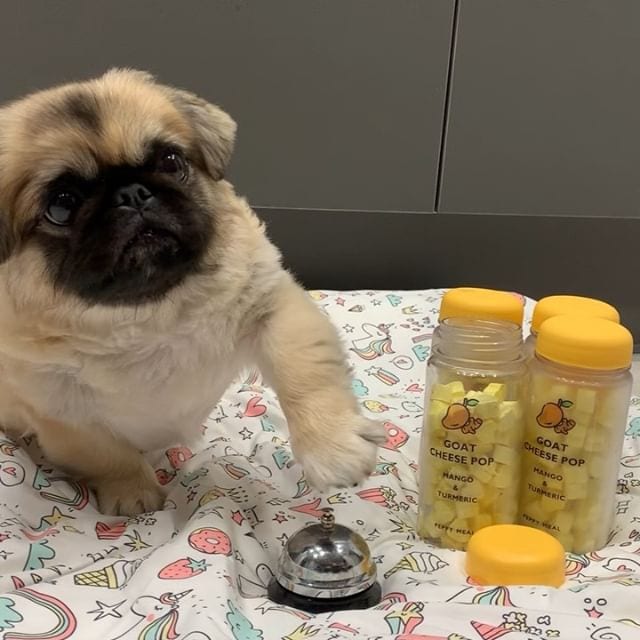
[431, 382, 465, 403]
[466, 391, 499, 420]
[476, 420, 497, 445]
[540, 495, 564, 513]
[474, 465, 497, 484]
[456, 500, 479, 519]
[493, 445, 517, 467]
[484, 383, 507, 401]
[493, 464, 512, 489]
[431, 500, 456, 525]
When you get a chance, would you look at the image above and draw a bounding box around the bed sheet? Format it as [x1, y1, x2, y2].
[0, 290, 638, 640]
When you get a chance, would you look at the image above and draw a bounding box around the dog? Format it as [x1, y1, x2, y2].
[0, 69, 383, 515]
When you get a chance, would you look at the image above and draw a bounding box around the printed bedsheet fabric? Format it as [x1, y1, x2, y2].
[0, 289, 638, 640]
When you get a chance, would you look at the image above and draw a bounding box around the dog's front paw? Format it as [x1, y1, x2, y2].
[293, 414, 385, 492]
[93, 465, 165, 516]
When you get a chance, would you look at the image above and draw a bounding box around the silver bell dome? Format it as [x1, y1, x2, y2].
[275, 509, 378, 599]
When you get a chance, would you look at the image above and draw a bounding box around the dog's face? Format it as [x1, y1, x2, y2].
[0, 69, 236, 306]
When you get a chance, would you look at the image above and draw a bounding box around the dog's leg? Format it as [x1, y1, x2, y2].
[257, 278, 385, 491]
[34, 417, 164, 516]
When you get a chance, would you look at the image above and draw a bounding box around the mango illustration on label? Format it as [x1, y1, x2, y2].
[442, 398, 483, 434]
[418, 380, 524, 550]
[536, 399, 576, 435]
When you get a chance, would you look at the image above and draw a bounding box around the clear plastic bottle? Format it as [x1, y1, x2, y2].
[525, 295, 619, 359]
[418, 290, 527, 550]
[518, 315, 633, 553]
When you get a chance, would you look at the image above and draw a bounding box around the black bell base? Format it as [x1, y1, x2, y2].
[267, 579, 382, 614]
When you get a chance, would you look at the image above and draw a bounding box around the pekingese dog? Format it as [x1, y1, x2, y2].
[0, 69, 383, 515]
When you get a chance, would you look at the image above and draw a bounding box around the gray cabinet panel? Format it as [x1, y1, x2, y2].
[0, 0, 454, 212]
[440, 0, 640, 216]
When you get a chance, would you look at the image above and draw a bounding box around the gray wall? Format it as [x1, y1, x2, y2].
[1, 1, 639, 342]
[440, 0, 640, 217]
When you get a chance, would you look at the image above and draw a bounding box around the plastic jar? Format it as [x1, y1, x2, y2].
[525, 295, 619, 358]
[518, 315, 633, 553]
[417, 312, 527, 551]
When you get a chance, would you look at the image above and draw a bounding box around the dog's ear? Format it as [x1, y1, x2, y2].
[168, 89, 237, 181]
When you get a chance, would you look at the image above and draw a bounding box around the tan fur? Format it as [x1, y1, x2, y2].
[0, 69, 383, 515]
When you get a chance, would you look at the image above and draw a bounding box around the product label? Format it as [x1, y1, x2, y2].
[418, 381, 523, 549]
[519, 393, 595, 550]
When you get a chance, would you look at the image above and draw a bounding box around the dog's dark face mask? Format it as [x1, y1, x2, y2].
[37, 143, 214, 306]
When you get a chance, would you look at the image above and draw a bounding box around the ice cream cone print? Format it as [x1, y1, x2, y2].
[470, 621, 511, 640]
[73, 558, 141, 589]
[384, 552, 447, 578]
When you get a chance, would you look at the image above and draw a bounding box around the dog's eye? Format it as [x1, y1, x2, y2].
[156, 149, 188, 180]
[45, 191, 81, 226]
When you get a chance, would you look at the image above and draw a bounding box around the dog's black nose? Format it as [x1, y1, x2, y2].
[112, 183, 153, 209]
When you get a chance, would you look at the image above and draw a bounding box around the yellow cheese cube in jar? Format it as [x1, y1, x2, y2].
[418, 288, 526, 550]
[518, 315, 632, 554]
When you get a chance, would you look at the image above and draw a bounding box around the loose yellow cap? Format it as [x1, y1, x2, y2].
[536, 315, 633, 371]
[531, 295, 620, 334]
[439, 288, 524, 326]
[466, 525, 565, 587]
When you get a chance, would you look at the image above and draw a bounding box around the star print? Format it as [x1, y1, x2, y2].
[186, 489, 198, 503]
[231, 510, 245, 526]
[277, 533, 289, 546]
[372, 300, 381, 306]
[239, 427, 253, 440]
[343, 324, 354, 333]
[584, 607, 603, 619]
[336, 297, 345, 306]
[235, 412, 244, 419]
[0, 550, 12, 559]
[43, 507, 75, 527]
[372, 555, 384, 564]
[272, 512, 288, 524]
[405, 576, 439, 587]
[124, 530, 150, 552]
[0, 533, 10, 542]
[233, 551, 244, 564]
[88, 599, 126, 621]
[365, 367, 378, 376]
[389, 518, 415, 536]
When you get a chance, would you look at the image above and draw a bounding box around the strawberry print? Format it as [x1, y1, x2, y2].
[158, 557, 209, 580]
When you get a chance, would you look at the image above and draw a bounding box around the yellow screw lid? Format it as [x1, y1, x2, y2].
[531, 295, 620, 334]
[439, 288, 524, 326]
[466, 525, 565, 587]
[536, 315, 633, 371]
